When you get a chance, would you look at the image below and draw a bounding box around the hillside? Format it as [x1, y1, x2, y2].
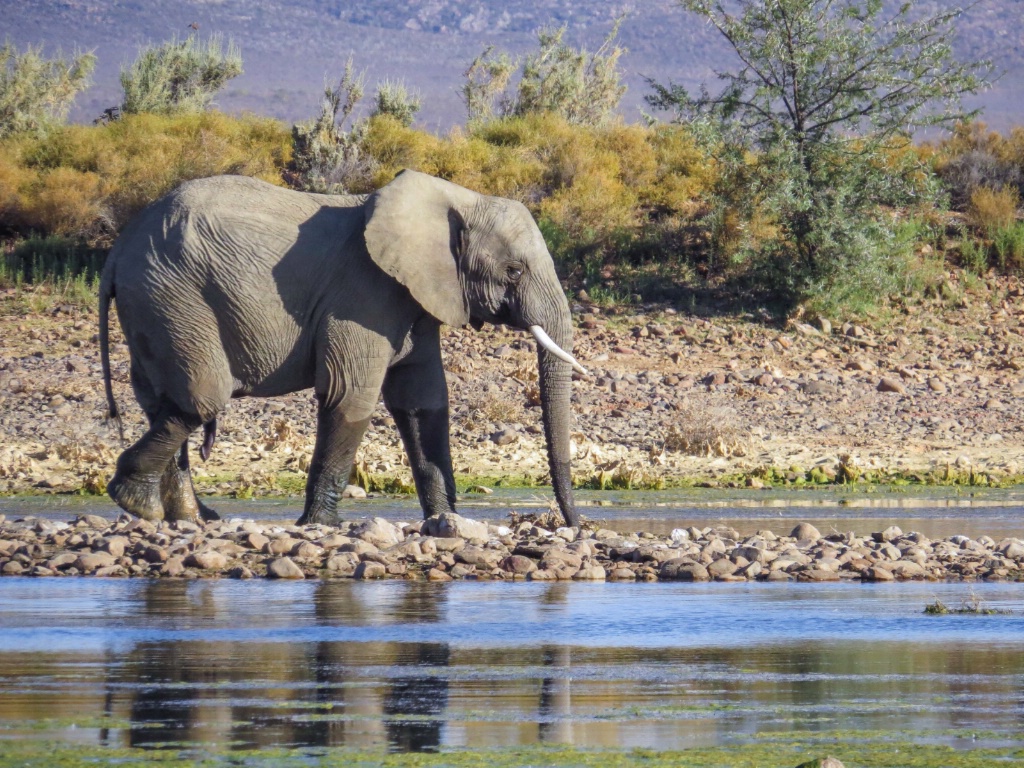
[5, 0, 1023, 131]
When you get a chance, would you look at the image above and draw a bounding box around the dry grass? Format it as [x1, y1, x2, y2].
[663, 402, 748, 458]
[969, 186, 1020, 234]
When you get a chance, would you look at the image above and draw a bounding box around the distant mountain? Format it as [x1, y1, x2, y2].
[5, 0, 1022, 131]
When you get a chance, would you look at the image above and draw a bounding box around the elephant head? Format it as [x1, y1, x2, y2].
[364, 170, 584, 526]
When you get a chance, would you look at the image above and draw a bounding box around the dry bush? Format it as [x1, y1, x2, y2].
[664, 403, 747, 458]
[968, 186, 1020, 235]
[933, 122, 1024, 210]
[0, 111, 289, 239]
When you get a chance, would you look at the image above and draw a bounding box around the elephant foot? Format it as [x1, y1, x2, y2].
[296, 498, 341, 527]
[108, 471, 164, 522]
[159, 468, 203, 524]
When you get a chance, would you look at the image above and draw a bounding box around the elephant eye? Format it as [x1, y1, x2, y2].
[506, 265, 523, 282]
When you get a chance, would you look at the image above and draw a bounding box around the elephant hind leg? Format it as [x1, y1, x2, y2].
[159, 441, 219, 523]
[108, 401, 203, 522]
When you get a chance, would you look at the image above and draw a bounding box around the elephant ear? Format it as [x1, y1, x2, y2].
[364, 169, 476, 327]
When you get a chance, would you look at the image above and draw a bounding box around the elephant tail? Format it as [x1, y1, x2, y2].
[99, 274, 124, 443]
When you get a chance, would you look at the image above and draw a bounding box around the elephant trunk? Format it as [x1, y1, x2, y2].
[531, 307, 580, 528]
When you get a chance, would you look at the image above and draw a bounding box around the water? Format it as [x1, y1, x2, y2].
[2, 491, 1023, 753]
[4, 485, 1024, 539]
[1, 578, 1022, 752]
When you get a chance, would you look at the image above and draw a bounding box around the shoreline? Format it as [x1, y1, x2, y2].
[2, 510, 1021, 583]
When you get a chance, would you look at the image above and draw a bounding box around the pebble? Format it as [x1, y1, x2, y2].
[0, 514, 1020, 584]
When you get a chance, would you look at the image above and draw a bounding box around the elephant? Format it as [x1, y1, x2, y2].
[99, 170, 585, 528]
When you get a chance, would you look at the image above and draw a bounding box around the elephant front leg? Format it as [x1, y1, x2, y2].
[297, 404, 373, 526]
[382, 337, 457, 519]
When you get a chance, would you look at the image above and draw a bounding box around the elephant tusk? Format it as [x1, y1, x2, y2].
[528, 325, 588, 376]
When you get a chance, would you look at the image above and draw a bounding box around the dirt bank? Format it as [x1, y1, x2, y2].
[2, 273, 1024, 502]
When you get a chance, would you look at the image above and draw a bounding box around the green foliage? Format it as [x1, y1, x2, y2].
[289, 58, 375, 193]
[120, 34, 242, 116]
[1, 234, 104, 285]
[371, 80, 421, 127]
[647, 0, 992, 311]
[0, 42, 95, 138]
[463, 22, 626, 126]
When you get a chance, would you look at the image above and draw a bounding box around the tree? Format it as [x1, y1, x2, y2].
[120, 34, 242, 115]
[0, 42, 95, 137]
[647, 0, 992, 310]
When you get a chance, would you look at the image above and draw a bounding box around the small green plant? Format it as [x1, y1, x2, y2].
[0, 41, 95, 137]
[993, 221, 1024, 271]
[2, 234, 105, 285]
[120, 34, 242, 116]
[960, 236, 990, 275]
[924, 593, 1009, 615]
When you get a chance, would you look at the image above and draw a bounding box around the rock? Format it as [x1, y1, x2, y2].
[74, 552, 117, 572]
[244, 532, 270, 550]
[489, 427, 517, 445]
[351, 517, 403, 548]
[873, 526, 903, 543]
[228, 566, 254, 579]
[573, 565, 606, 580]
[455, 545, 504, 568]
[660, 559, 710, 581]
[791, 522, 821, 541]
[185, 550, 228, 570]
[877, 377, 906, 394]
[162, 556, 186, 577]
[863, 566, 895, 581]
[267, 557, 305, 579]
[466, 485, 493, 494]
[708, 558, 738, 579]
[102, 536, 130, 558]
[927, 377, 947, 393]
[291, 541, 325, 560]
[266, 536, 301, 555]
[354, 561, 386, 579]
[798, 569, 840, 582]
[422, 513, 489, 542]
[342, 484, 367, 499]
[326, 552, 360, 575]
[2, 560, 24, 575]
[499, 554, 537, 574]
[427, 567, 452, 581]
[795, 758, 845, 768]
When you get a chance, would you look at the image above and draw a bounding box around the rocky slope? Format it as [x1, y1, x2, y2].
[3, 272, 1024, 504]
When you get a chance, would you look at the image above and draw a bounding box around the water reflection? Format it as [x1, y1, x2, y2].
[1, 579, 1023, 751]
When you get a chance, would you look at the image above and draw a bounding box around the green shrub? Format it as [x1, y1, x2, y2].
[120, 34, 242, 116]
[371, 80, 421, 127]
[289, 59, 375, 194]
[0, 42, 95, 138]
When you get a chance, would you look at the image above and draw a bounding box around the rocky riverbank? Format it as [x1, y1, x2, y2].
[1, 511, 1022, 582]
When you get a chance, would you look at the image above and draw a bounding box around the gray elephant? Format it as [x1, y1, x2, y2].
[99, 170, 585, 527]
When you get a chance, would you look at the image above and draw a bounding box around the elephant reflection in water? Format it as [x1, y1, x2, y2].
[113, 580, 451, 751]
[291, 580, 451, 751]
